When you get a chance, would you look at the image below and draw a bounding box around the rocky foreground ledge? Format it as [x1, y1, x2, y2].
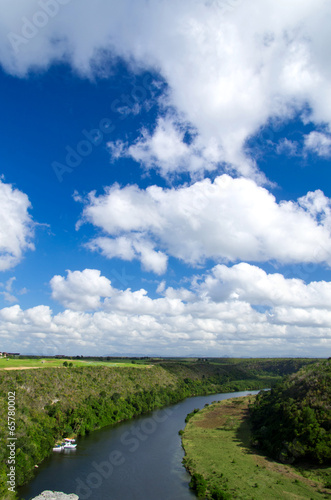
[31, 491, 79, 500]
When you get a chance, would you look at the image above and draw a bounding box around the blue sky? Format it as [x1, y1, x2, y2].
[0, 0, 331, 357]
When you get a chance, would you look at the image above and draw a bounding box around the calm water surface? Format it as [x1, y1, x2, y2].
[18, 390, 259, 500]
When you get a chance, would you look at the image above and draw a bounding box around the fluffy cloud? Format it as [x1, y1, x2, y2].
[197, 262, 331, 309]
[77, 175, 331, 272]
[86, 236, 168, 275]
[0, 263, 331, 356]
[50, 269, 113, 311]
[0, 178, 34, 271]
[298, 190, 331, 229]
[304, 132, 331, 158]
[1, 0, 331, 177]
[107, 116, 221, 179]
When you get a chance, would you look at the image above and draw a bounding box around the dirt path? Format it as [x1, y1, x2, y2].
[1, 366, 42, 370]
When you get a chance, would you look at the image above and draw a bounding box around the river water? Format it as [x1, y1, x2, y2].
[18, 390, 259, 500]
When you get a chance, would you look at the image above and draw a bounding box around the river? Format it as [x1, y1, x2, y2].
[18, 390, 259, 500]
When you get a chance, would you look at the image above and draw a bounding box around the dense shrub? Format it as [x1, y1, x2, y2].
[189, 472, 207, 498]
[210, 487, 232, 500]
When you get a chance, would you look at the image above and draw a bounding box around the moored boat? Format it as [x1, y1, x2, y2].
[52, 444, 64, 452]
[53, 438, 77, 452]
[63, 438, 77, 449]
[63, 442, 77, 449]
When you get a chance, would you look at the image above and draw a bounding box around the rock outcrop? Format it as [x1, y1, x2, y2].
[31, 491, 79, 500]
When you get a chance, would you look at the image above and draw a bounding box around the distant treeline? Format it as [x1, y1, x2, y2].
[0, 358, 316, 498]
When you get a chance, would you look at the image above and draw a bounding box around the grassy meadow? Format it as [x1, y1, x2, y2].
[0, 357, 150, 370]
[182, 396, 331, 499]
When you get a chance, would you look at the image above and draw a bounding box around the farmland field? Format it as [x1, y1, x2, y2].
[0, 357, 150, 370]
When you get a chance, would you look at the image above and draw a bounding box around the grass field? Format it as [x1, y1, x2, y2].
[0, 357, 151, 370]
[182, 396, 331, 499]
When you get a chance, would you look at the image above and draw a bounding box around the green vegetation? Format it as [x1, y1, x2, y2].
[0, 357, 316, 498]
[182, 396, 331, 499]
[159, 357, 314, 393]
[185, 408, 200, 423]
[250, 358, 331, 465]
[0, 357, 150, 370]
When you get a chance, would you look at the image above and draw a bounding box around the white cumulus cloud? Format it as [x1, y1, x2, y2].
[77, 175, 331, 272]
[0, 178, 34, 271]
[0, 263, 331, 356]
[107, 116, 221, 179]
[197, 262, 331, 309]
[304, 131, 331, 158]
[86, 236, 168, 275]
[50, 269, 114, 311]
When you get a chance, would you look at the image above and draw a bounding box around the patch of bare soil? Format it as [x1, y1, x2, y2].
[196, 399, 249, 429]
[2, 366, 41, 370]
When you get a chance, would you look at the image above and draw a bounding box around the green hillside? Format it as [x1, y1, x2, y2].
[250, 358, 331, 465]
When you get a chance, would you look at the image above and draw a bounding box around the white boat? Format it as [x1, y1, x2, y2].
[53, 438, 77, 452]
[63, 438, 77, 449]
[52, 444, 64, 452]
[63, 442, 77, 449]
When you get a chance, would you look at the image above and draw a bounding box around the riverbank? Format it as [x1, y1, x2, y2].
[182, 396, 331, 499]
